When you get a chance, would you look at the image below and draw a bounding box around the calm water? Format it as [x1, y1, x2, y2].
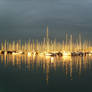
[0, 55, 92, 92]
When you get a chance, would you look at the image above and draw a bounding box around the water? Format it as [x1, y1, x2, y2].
[0, 55, 92, 92]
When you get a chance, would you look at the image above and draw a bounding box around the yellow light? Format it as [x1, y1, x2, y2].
[18, 51, 23, 54]
[62, 55, 71, 61]
[0, 50, 1, 54]
[46, 56, 50, 59]
[12, 52, 16, 55]
[28, 52, 31, 56]
[63, 51, 71, 56]
[51, 57, 54, 63]
[4, 51, 7, 55]
[39, 53, 44, 56]
[89, 54, 92, 56]
[16, 50, 23, 54]
[45, 53, 52, 56]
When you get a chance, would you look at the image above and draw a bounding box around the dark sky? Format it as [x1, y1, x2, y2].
[0, 0, 92, 41]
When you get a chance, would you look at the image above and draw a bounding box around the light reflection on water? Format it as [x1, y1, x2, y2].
[0, 54, 92, 84]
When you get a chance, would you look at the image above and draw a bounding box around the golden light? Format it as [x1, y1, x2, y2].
[89, 54, 92, 56]
[51, 57, 54, 63]
[45, 53, 52, 56]
[0, 50, 2, 54]
[4, 51, 7, 55]
[46, 55, 50, 60]
[39, 53, 44, 57]
[62, 55, 71, 61]
[0, 27, 92, 58]
[28, 52, 31, 56]
[16, 51, 23, 54]
[12, 52, 16, 55]
[63, 51, 71, 56]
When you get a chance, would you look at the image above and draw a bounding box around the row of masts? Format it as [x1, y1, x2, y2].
[0, 26, 92, 56]
[0, 38, 91, 52]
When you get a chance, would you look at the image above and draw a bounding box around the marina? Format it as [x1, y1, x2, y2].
[0, 27, 92, 57]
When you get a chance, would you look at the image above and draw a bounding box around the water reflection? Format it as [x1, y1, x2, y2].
[0, 54, 92, 84]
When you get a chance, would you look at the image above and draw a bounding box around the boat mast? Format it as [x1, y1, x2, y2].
[46, 25, 49, 52]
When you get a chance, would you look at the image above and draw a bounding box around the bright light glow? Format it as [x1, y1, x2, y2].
[28, 52, 31, 56]
[63, 51, 71, 56]
[45, 53, 52, 56]
[39, 53, 44, 57]
[0, 28, 92, 57]
[12, 52, 16, 55]
[62, 55, 71, 61]
[51, 57, 54, 63]
[46, 56, 50, 59]
[4, 51, 7, 55]
[16, 51, 23, 54]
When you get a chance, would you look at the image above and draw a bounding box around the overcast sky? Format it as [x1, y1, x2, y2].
[0, 0, 92, 41]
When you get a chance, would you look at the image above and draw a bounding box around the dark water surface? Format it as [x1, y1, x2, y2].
[0, 55, 92, 92]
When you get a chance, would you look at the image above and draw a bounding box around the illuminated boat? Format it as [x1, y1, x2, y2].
[7, 51, 16, 54]
[62, 51, 71, 56]
[45, 53, 57, 56]
[15, 50, 24, 54]
[71, 52, 84, 56]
